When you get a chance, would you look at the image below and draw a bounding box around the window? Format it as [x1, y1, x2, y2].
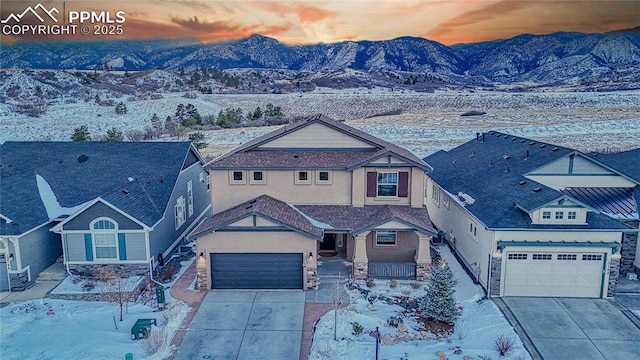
[557, 254, 577, 261]
[91, 219, 117, 260]
[298, 171, 308, 181]
[253, 171, 263, 181]
[206, 174, 210, 191]
[295, 170, 311, 184]
[443, 195, 450, 209]
[469, 223, 477, 236]
[233, 171, 243, 181]
[199, 172, 204, 182]
[432, 184, 440, 206]
[507, 253, 528, 260]
[250, 171, 266, 184]
[319, 171, 329, 181]
[582, 254, 602, 261]
[532, 254, 552, 260]
[187, 181, 194, 217]
[376, 231, 397, 246]
[555, 211, 564, 220]
[542, 211, 551, 219]
[377, 172, 398, 197]
[568, 211, 577, 220]
[175, 196, 186, 229]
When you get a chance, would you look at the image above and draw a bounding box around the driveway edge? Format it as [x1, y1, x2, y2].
[492, 298, 543, 360]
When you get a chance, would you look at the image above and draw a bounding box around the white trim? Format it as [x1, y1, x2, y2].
[50, 197, 151, 233]
[0, 213, 13, 223]
[377, 171, 399, 197]
[65, 260, 148, 265]
[374, 230, 398, 247]
[187, 180, 194, 217]
[57, 229, 147, 234]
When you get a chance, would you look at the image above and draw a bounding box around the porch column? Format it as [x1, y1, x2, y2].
[415, 232, 432, 281]
[196, 251, 208, 291]
[353, 233, 369, 280]
[306, 253, 318, 290]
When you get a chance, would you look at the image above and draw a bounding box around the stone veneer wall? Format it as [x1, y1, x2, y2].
[620, 225, 638, 276]
[489, 257, 502, 297]
[306, 267, 318, 290]
[353, 261, 368, 280]
[416, 263, 430, 282]
[9, 269, 31, 291]
[69, 263, 149, 277]
[608, 257, 620, 297]
[196, 265, 207, 290]
[47, 275, 149, 301]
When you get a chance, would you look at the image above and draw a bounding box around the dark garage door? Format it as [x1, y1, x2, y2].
[211, 253, 303, 289]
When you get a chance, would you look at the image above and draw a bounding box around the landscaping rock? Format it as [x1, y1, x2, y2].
[436, 350, 448, 360]
[454, 349, 463, 355]
[381, 334, 393, 345]
[368, 304, 376, 311]
[463, 356, 474, 360]
[397, 324, 408, 334]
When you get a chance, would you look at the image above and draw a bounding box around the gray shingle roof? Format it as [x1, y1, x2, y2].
[424, 131, 632, 231]
[590, 148, 640, 184]
[0, 141, 197, 235]
[208, 115, 431, 171]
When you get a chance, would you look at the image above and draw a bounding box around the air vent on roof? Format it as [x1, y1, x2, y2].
[128, 177, 134, 182]
[533, 187, 542, 193]
[551, 147, 559, 152]
[77, 154, 89, 163]
[505, 166, 510, 173]
[511, 137, 517, 141]
[249, 199, 257, 204]
[489, 160, 494, 166]
[518, 180, 527, 186]
[122, 189, 130, 195]
[293, 155, 299, 158]
[503, 155, 511, 160]
[488, 131, 495, 135]
[470, 150, 475, 158]
[525, 150, 530, 160]
[529, 142, 536, 145]
[519, 139, 526, 143]
[539, 144, 546, 149]
[245, 205, 253, 210]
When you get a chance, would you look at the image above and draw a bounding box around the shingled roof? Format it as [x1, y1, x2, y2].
[208, 115, 431, 171]
[0, 141, 201, 235]
[424, 131, 631, 230]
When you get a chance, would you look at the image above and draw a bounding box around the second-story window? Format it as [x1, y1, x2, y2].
[568, 211, 577, 220]
[555, 211, 564, 220]
[298, 171, 308, 181]
[377, 172, 398, 197]
[542, 211, 551, 219]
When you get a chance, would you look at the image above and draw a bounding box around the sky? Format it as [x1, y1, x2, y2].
[1, 0, 638, 45]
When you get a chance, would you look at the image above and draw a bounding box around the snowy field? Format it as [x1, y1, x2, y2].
[309, 246, 530, 360]
[0, 258, 194, 360]
[1, 89, 639, 159]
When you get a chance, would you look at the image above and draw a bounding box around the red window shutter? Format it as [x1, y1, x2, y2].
[398, 172, 409, 197]
[366, 172, 377, 197]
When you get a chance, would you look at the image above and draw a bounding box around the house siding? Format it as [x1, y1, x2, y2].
[149, 162, 209, 262]
[125, 233, 147, 261]
[17, 225, 62, 287]
[366, 231, 418, 262]
[62, 202, 143, 231]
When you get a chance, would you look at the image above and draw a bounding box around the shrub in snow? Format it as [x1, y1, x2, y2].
[366, 278, 376, 288]
[140, 326, 168, 356]
[386, 315, 403, 328]
[454, 321, 470, 340]
[494, 334, 515, 356]
[410, 281, 421, 290]
[159, 304, 181, 326]
[420, 259, 460, 325]
[93, 266, 116, 284]
[351, 322, 364, 336]
[389, 279, 398, 288]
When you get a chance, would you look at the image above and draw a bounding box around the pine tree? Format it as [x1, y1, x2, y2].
[188, 132, 207, 149]
[71, 125, 91, 141]
[115, 102, 127, 115]
[105, 127, 124, 142]
[151, 113, 163, 138]
[420, 259, 460, 325]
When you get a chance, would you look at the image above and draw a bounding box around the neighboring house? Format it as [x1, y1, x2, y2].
[424, 131, 638, 298]
[191, 115, 435, 291]
[0, 141, 211, 291]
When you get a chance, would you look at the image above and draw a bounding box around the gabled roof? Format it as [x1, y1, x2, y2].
[207, 115, 431, 171]
[589, 148, 640, 184]
[424, 131, 632, 231]
[190, 195, 324, 239]
[0, 141, 202, 235]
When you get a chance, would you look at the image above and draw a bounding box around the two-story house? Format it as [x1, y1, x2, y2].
[424, 132, 637, 298]
[0, 141, 210, 291]
[191, 115, 436, 290]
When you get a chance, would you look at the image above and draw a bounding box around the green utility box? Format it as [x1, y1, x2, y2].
[131, 318, 157, 340]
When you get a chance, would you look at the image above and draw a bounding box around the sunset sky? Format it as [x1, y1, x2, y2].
[1, 0, 638, 45]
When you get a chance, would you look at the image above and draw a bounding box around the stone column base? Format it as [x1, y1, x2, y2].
[306, 268, 318, 290]
[416, 263, 430, 282]
[196, 266, 208, 291]
[353, 261, 368, 280]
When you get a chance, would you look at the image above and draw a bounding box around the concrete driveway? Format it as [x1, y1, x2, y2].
[174, 290, 305, 360]
[502, 297, 640, 360]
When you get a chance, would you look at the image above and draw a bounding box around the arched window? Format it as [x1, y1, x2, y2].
[91, 218, 118, 260]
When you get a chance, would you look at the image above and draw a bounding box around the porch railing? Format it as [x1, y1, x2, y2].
[368, 262, 416, 279]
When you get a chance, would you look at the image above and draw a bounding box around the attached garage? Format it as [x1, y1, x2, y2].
[503, 251, 606, 298]
[211, 253, 304, 289]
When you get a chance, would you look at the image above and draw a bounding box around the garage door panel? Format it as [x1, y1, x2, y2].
[211, 253, 303, 289]
[504, 251, 605, 298]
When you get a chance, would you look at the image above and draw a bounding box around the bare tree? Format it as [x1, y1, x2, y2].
[103, 275, 134, 322]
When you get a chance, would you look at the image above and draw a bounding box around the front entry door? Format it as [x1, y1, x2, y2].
[320, 234, 336, 252]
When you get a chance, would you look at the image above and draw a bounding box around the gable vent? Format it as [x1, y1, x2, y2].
[533, 187, 542, 193]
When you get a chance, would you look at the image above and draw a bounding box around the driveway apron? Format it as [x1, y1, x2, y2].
[503, 297, 640, 360]
[174, 290, 305, 360]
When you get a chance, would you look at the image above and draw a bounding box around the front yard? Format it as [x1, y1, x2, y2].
[309, 246, 531, 360]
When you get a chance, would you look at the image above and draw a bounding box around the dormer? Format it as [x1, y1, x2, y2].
[524, 197, 592, 225]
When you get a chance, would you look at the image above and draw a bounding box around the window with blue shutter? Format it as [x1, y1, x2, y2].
[118, 233, 127, 260]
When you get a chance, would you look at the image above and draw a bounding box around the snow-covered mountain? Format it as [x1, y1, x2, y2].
[2, 31, 639, 89]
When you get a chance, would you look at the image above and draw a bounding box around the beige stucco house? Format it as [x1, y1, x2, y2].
[424, 132, 638, 298]
[191, 115, 436, 290]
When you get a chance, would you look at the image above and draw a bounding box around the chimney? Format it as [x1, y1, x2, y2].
[476, 132, 480, 142]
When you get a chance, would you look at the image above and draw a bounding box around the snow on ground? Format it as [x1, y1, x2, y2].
[51, 275, 144, 294]
[0, 256, 195, 360]
[309, 246, 530, 360]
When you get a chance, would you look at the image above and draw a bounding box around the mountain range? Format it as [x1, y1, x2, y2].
[2, 30, 640, 90]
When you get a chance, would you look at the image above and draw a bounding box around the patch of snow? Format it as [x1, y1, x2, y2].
[35, 174, 88, 220]
[51, 276, 144, 295]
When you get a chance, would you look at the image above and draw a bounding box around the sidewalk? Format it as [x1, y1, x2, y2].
[166, 262, 207, 360]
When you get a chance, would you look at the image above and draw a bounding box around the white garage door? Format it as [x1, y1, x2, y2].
[504, 251, 605, 298]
